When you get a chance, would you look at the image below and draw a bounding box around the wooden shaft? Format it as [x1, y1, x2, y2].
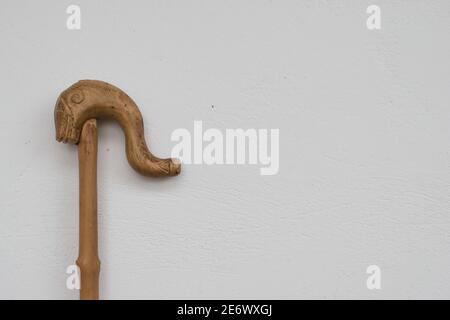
[76, 119, 100, 300]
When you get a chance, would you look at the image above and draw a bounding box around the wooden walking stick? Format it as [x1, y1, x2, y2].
[54, 80, 181, 299]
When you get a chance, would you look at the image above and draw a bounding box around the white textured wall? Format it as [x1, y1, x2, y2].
[1, 0, 450, 299]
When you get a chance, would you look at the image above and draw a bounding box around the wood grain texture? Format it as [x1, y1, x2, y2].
[77, 119, 100, 300]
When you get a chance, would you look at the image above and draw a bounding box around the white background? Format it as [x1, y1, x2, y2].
[1, 0, 450, 299]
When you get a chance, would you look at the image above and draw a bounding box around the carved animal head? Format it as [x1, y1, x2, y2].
[55, 80, 181, 177]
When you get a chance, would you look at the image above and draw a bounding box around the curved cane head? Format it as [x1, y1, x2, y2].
[55, 80, 181, 177]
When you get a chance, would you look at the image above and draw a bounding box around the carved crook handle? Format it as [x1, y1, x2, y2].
[54, 80, 181, 177]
